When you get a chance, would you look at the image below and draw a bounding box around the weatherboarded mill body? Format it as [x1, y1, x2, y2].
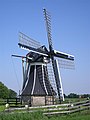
[21, 46, 56, 106]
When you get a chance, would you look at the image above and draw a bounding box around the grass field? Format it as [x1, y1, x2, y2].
[0, 98, 90, 120]
[0, 110, 90, 120]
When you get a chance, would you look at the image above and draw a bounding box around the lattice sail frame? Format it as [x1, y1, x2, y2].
[47, 58, 75, 97]
[47, 60, 58, 95]
[19, 32, 41, 49]
[43, 9, 53, 51]
[57, 58, 75, 69]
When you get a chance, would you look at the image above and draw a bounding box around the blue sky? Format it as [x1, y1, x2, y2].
[0, 0, 90, 95]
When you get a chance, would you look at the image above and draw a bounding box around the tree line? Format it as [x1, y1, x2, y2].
[0, 81, 17, 99]
[64, 93, 90, 98]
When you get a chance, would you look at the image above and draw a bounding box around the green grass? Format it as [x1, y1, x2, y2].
[0, 105, 6, 112]
[49, 110, 90, 120]
[0, 98, 89, 120]
[0, 110, 90, 120]
[0, 111, 48, 120]
[62, 98, 87, 104]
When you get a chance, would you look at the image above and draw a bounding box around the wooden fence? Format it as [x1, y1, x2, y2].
[0, 98, 22, 106]
[43, 100, 90, 116]
[4, 99, 90, 115]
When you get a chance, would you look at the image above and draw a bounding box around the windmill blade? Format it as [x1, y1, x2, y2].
[47, 61, 58, 95]
[51, 58, 65, 102]
[19, 32, 48, 56]
[54, 50, 74, 61]
[19, 32, 41, 49]
[18, 42, 48, 57]
[57, 58, 75, 69]
[43, 9, 53, 52]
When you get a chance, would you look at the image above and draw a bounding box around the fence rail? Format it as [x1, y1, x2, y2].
[43, 100, 90, 116]
[0, 98, 22, 106]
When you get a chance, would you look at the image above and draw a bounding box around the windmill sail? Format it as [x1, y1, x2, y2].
[19, 32, 48, 57]
[43, 9, 53, 52]
[47, 60, 58, 95]
[57, 58, 75, 69]
[19, 32, 41, 49]
[54, 50, 74, 61]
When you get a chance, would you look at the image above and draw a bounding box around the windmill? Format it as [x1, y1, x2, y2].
[12, 9, 74, 105]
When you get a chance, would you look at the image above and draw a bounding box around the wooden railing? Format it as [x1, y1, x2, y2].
[43, 100, 90, 116]
[4, 99, 90, 115]
[0, 98, 22, 106]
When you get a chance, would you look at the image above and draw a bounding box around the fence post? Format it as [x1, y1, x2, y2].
[7, 98, 9, 104]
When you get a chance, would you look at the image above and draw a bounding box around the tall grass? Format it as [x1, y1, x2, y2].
[0, 111, 48, 120]
[0, 110, 90, 120]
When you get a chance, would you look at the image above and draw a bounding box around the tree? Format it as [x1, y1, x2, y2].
[68, 93, 79, 98]
[82, 94, 90, 98]
[0, 81, 17, 99]
[9, 89, 17, 98]
[0, 82, 9, 98]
